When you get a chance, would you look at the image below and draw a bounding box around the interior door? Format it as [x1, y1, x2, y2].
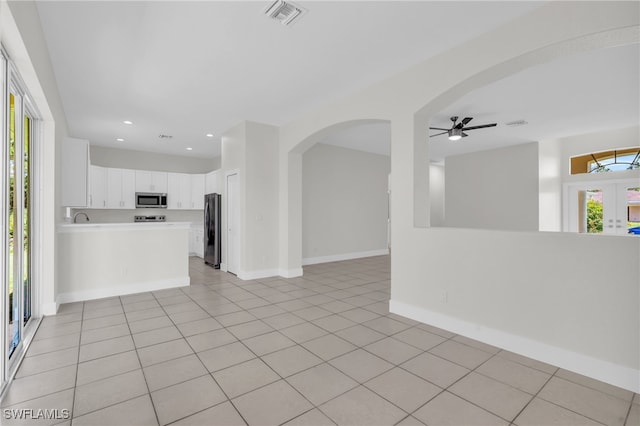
[226, 173, 240, 275]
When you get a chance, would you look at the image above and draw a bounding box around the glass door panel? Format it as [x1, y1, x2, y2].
[23, 114, 31, 324]
[7, 92, 20, 358]
[568, 181, 640, 235]
[624, 187, 640, 235]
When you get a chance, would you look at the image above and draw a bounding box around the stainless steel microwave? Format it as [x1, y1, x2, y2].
[136, 192, 167, 208]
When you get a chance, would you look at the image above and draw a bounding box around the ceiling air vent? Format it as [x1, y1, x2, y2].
[264, 0, 305, 26]
[505, 120, 528, 127]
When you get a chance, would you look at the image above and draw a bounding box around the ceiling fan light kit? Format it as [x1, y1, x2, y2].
[448, 128, 463, 141]
[429, 116, 497, 141]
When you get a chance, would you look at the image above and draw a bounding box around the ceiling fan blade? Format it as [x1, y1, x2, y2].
[429, 131, 448, 137]
[429, 127, 450, 131]
[461, 123, 497, 131]
[462, 132, 469, 137]
[461, 117, 473, 126]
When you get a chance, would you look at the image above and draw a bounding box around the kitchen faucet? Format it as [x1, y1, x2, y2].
[73, 212, 90, 223]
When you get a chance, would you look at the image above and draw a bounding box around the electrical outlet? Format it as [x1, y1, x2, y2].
[442, 291, 448, 303]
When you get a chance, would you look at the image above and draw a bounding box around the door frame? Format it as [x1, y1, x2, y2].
[223, 169, 240, 275]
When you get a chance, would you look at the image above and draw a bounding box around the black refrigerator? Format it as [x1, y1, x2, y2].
[204, 193, 221, 268]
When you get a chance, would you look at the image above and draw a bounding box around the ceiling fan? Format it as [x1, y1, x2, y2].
[429, 116, 497, 141]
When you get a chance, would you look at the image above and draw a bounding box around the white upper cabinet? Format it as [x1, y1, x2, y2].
[61, 138, 89, 207]
[135, 170, 168, 193]
[88, 165, 107, 209]
[190, 174, 205, 209]
[167, 172, 192, 209]
[107, 168, 136, 209]
[205, 170, 219, 194]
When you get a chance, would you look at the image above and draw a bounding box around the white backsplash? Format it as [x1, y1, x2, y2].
[68, 208, 203, 225]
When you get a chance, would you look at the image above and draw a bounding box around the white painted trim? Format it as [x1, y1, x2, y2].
[220, 263, 228, 272]
[389, 299, 640, 393]
[278, 268, 303, 278]
[42, 302, 58, 316]
[238, 269, 280, 281]
[56, 277, 190, 305]
[302, 248, 389, 266]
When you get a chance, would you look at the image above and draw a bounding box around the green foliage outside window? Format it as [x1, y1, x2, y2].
[587, 199, 603, 233]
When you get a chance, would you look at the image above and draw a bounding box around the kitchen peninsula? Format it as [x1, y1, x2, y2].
[57, 221, 191, 305]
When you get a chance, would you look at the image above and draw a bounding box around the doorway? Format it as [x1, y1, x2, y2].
[226, 171, 240, 275]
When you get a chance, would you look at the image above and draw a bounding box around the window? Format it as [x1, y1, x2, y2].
[571, 148, 640, 174]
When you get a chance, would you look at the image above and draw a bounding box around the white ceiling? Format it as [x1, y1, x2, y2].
[322, 42, 640, 161]
[35, 1, 546, 159]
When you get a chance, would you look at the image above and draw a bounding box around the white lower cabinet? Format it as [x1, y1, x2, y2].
[189, 226, 204, 258]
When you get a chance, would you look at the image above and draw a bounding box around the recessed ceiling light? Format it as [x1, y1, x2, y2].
[186, 147, 193, 151]
[116, 138, 124, 142]
[123, 120, 133, 125]
[206, 133, 214, 138]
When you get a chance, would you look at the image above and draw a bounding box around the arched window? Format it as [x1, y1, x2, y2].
[571, 148, 640, 174]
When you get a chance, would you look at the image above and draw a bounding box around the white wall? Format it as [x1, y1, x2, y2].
[538, 139, 562, 232]
[91, 145, 219, 174]
[244, 122, 279, 275]
[390, 228, 640, 392]
[444, 142, 539, 231]
[302, 143, 390, 263]
[220, 121, 280, 278]
[429, 164, 445, 227]
[3, 0, 68, 314]
[275, 2, 640, 392]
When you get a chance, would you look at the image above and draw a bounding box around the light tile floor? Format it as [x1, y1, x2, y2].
[1, 255, 638, 426]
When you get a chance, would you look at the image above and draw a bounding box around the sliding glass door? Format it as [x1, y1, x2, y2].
[2, 53, 36, 385]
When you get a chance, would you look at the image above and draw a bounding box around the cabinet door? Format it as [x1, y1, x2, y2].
[89, 166, 107, 208]
[179, 174, 191, 209]
[205, 171, 219, 194]
[61, 138, 89, 207]
[135, 171, 152, 192]
[191, 174, 205, 209]
[121, 169, 136, 209]
[106, 168, 123, 209]
[167, 173, 182, 209]
[151, 172, 168, 193]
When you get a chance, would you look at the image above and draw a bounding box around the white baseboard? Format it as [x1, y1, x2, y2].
[279, 268, 303, 278]
[389, 299, 640, 393]
[56, 277, 191, 305]
[238, 269, 280, 280]
[220, 263, 227, 272]
[302, 248, 389, 266]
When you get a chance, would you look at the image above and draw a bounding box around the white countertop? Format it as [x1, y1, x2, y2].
[58, 221, 192, 233]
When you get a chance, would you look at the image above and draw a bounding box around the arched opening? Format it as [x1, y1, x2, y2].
[290, 119, 392, 266]
[414, 30, 639, 233]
